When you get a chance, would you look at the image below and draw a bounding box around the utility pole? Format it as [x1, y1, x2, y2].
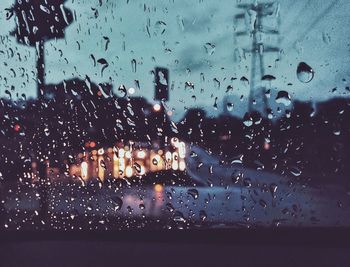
[234, 2, 280, 115]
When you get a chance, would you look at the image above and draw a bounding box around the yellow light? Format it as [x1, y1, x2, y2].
[154, 184, 163, 193]
[137, 150, 146, 159]
[125, 166, 133, 177]
[153, 103, 161, 112]
[81, 162, 88, 180]
[98, 156, 105, 181]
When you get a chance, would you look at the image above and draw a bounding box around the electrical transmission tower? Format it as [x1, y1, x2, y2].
[235, 2, 280, 115]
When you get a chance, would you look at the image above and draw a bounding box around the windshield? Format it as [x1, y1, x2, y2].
[0, 0, 349, 231]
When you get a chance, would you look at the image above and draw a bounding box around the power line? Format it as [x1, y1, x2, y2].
[235, 2, 281, 115]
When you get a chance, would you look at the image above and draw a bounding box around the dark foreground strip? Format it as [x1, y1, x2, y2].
[0, 228, 349, 247]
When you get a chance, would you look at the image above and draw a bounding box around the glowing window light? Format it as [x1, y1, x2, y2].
[137, 150, 146, 159]
[172, 152, 179, 170]
[172, 161, 178, 171]
[118, 148, 125, 158]
[81, 162, 88, 180]
[98, 156, 105, 180]
[119, 158, 125, 177]
[113, 154, 119, 178]
[178, 142, 186, 159]
[125, 166, 133, 177]
[125, 151, 132, 159]
[179, 161, 186, 171]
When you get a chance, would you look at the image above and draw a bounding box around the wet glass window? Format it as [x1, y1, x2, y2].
[0, 0, 349, 231]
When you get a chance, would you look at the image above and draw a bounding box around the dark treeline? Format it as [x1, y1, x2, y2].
[178, 98, 350, 181]
[0, 80, 349, 183]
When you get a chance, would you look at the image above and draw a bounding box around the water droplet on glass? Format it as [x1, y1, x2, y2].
[240, 76, 249, 87]
[296, 62, 314, 83]
[199, 210, 207, 221]
[111, 196, 123, 211]
[290, 166, 302, 177]
[187, 188, 199, 200]
[131, 59, 137, 73]
[226, 102, 234, 111]
[243, 178, 252, 188]
[152, 158, 158, 166]
[204, 42, 215, 55]
[275, 90, 291, 106]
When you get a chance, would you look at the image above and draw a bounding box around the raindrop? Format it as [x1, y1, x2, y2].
[259, 199, 267, 208]
[187, 188, 199, 200]
[133, 162, 142, 173]
[213, 78, 220, 89]
[100, 160, 106, 170]
[231, 170, 243, 184]
[275, 90, 291, 106]
[155, 21, 167, 35]
[131, 59, 136, 73]
[243, 178, 252, 188]
[166, 203, 175, 212]
[243, 113, 253, 127]
[199, 210, 207, 221]
[240, 76, 249, 87]
[226, 102, 234, 111]
[204, 43, 215, 55]
[173, 211, 186, 223]
[296, 62, 314, 83]
[290, 166, 302, 177]
[111, 196, 123, 211]
[152, 158, 158, 166]
[185, 81, 194, 91]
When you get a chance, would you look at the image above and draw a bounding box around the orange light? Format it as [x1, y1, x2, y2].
[90, 141, 96, 148]
[154, 184, 163, 193]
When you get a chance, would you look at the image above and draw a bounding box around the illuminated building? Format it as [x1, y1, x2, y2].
[66, 139, 186, 182]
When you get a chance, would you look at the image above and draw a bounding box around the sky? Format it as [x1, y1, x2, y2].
[0, 0, 349, 120]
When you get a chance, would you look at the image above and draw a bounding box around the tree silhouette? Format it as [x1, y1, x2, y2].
[6, 0, 73, 98]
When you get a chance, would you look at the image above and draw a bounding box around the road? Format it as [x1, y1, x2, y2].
[1, 145, 350, 230]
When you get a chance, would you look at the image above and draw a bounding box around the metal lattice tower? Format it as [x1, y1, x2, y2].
[235, 2, 280, 115]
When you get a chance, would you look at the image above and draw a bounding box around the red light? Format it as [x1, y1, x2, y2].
[14, 124, 21, 132]
[264, 142, 270, 150]
[90, 141, 96, 148]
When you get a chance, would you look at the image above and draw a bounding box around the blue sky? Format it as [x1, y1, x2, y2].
[0, 0, 349, 120]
